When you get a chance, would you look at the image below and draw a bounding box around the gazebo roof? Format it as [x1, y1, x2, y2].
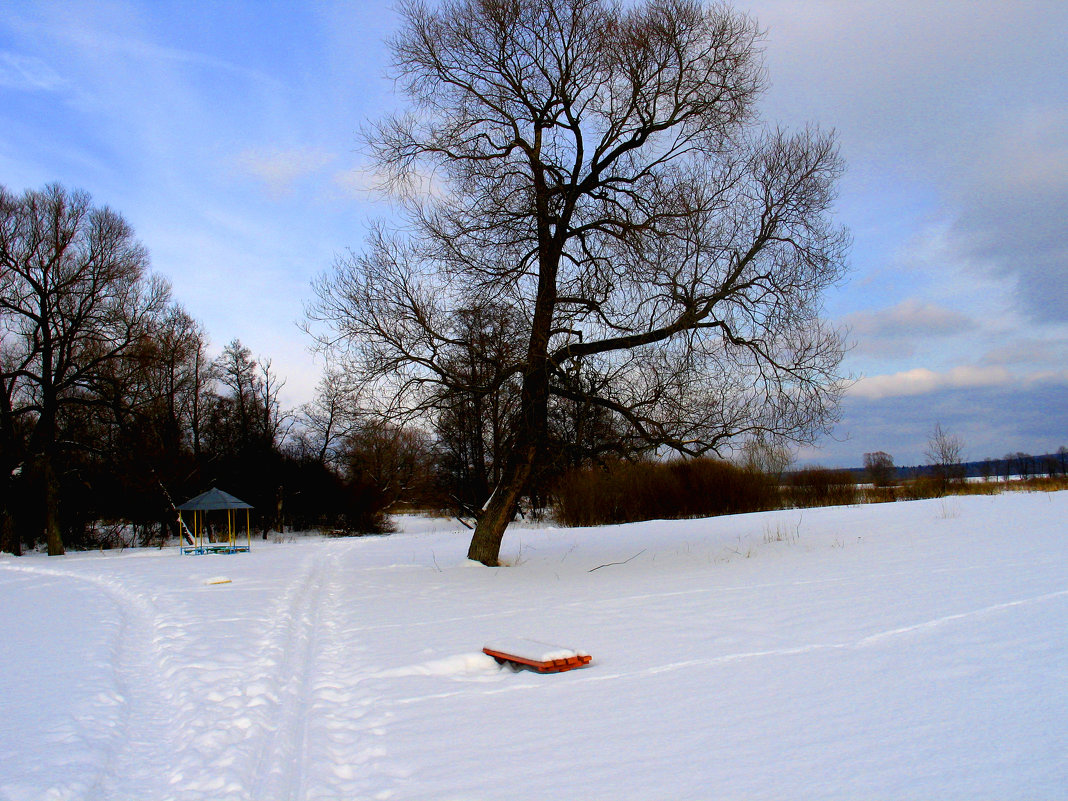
[176, 487, 253, 512]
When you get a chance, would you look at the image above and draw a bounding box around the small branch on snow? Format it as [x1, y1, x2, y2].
[588, 549, 647, 573]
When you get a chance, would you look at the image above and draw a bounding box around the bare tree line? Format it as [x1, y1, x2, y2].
[0, 184, 432, 555]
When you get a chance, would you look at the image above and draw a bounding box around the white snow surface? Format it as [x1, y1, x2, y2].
[1, 493, 1066, 800]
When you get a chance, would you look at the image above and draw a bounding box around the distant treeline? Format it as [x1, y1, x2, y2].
[557, 454, 1068, 529]
[837, 451, 1068, 483]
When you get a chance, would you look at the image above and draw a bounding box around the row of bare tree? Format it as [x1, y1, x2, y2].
[864, 438, 1068, 488]
[0, 185, 445, 555]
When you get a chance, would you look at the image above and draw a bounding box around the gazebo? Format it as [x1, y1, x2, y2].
[177, 488, 254, 555]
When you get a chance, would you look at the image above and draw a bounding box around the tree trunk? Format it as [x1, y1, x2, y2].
[0, 508, 18, 556]
[466, 351, 551, 565]
[272, 486, 284, 540]
[466, 439, 537, 565]
[467, 223, 559, 565]
[0, 385, 19, 555]
[42, 453, 64, 556]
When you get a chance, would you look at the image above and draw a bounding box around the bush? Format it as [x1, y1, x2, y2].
[784, 467, 858, 508]
[947, 481, 1003, 497]
[334, 475, 395, 535]
[860, 486, 897, 504]
[554, 457, 778, 527]
[900, 476, 944, 500]
[1015, 476, 1068, 493]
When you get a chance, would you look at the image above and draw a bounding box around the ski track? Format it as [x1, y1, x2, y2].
[246, 547, 332, 800]
[166, 543, 347, 801]
[2, 542, 417, 801]
[0, 562, 180, 800]
[236, 539, 414, 800]
[236, 539, 404, 800]
[388, 586, 1068, 706]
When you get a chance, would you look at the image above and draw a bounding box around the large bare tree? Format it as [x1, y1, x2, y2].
[310, 0, 850, 564]
[0, 184, 170, 554]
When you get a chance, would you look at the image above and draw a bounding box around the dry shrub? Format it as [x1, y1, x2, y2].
[947, 481, 1003, 497]
[785, 467, 858, 508]
[860, 486, 898, 504]
[668, 459, 779, 518]
[332, 476, 395, 535]
[1015, 475, 1068, 493]
[900, 476, 944, 500]
[904, 475, 1065, 500]
[554, 458, 777, 527]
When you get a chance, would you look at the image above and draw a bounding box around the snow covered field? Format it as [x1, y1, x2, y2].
[2, 492, 1066, 800]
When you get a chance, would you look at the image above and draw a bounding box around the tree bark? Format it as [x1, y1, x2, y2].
[466, 216, 559, 564]
[467, 436, 537, 565]
[41, 453, 64, 556]
[0, 506, 18, 556]
[466, 293, 555, 563]
[0, 386, 20, 556]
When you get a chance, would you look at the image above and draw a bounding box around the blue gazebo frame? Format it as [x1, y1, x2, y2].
[177, 488, 253, 555]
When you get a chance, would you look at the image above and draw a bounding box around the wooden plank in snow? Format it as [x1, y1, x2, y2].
[483, 638, 592, 673]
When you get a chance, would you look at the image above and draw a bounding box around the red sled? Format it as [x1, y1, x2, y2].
[483, 638, 592, 673]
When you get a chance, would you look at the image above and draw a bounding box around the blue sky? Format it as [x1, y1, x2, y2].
[2, 0, 1066, 467]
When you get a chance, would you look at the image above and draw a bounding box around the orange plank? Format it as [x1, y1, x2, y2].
[483, 647, 592, 673]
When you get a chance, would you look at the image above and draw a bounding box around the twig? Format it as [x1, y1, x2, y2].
[588, 548, 646, 572]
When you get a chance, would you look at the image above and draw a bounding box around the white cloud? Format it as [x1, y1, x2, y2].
[842, 298, 977, 359]
[846, 299, 974, 339]
[236, 147, 335, 196]
[37, 16, 280, 91]
[950, 105, 1068, 323]
[0, 51, 65, 92]
[981, 337, 1068, 367]
[850, 365, 1068, 401]
[332, 164, 386, 196]
[985, 106, 1068, 196]
[752, 0, 1068, 324]
[850, 366, 1013, 400]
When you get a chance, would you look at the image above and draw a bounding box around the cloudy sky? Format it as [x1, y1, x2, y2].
[2, 0, 1066, 467]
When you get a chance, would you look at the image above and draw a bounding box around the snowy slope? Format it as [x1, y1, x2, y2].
[1, 493, 1066, 800]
